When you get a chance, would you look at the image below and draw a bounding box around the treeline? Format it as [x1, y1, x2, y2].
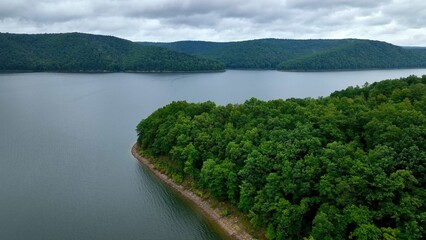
[0, 33, 224, 72]
[136, 75, 426, 239]
[142, 39, 426, 71]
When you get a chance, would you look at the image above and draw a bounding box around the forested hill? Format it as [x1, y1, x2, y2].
[278, 40, 426, 71]
[141, 39, 426, 70]
[136, 75, 426, 239]
[0, 33, 224, 72]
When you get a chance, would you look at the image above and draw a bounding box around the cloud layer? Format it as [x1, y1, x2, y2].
[0, 0, 425, 46]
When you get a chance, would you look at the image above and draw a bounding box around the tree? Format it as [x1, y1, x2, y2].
[136, 75, 426, 239]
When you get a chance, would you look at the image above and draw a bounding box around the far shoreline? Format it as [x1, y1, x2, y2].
[0, 69, 226, 74]
[3, 67, 426, 75]
[131, 144, 254, 240]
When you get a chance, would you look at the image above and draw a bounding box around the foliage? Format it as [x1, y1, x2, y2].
[278, 40, 426, 71]
[141, 39, 426, 70]
[137, 75, 426, 239]
[0, 32, 224, 72]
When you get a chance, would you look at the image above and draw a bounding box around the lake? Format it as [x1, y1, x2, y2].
[1, 69, 426, 240]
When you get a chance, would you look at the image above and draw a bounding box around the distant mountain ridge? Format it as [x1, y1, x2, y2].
[0, 32, 224, 72]
[2, 32, 425, 72]
[141, 38, 426, 71]
[278, 40, 426, 70]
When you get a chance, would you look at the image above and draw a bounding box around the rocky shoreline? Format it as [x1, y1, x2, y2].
[131, 144, 253, 240]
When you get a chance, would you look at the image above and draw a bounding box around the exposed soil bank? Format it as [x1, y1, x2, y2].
[131, 144, 253, 240]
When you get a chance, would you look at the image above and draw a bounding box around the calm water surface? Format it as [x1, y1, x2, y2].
[1, 69, 425, 240]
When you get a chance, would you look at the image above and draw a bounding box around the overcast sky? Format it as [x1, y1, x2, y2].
[0, 0, 425, 46]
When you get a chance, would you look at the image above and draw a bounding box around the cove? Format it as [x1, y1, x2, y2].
[1, 69, 426, 240]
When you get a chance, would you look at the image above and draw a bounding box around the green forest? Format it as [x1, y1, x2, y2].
[141, 39, 350, 69]
[136, 75, 426, 239]
[0, 33, 224, 72]
[143, 39, 426, 70]
[278, 41, 426, 71]
[3, 32, 426, 72]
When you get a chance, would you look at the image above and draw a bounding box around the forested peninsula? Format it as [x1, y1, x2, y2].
[136, 75, 426, 239]
[0, 33, 224, 72]
[142, 39, 426, 71]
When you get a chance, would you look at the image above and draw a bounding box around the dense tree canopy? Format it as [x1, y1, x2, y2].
[137, 75, 426, 239]
[0, 32, 224, 72]
[142, 39, 426, 70]
[4, 33, 425, 72]
[278, 40, 426, 71]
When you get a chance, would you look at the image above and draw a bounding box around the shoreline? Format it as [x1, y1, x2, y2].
[131, 144, 253, 240]
[0, 69, 226, 74]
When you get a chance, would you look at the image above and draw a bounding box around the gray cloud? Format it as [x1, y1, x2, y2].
[0, 0, 424, 46]
[285, 0, 391, 9]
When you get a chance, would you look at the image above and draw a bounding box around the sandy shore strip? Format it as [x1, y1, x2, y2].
[131, 144, 254, 240]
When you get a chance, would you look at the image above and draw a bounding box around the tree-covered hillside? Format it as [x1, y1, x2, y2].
[143, 39, 426, 70]
[136, 75, 426, 239]
[0, 33, 224, 72]
[278, 40, 426, 71]
[141, 39, 351, 69]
